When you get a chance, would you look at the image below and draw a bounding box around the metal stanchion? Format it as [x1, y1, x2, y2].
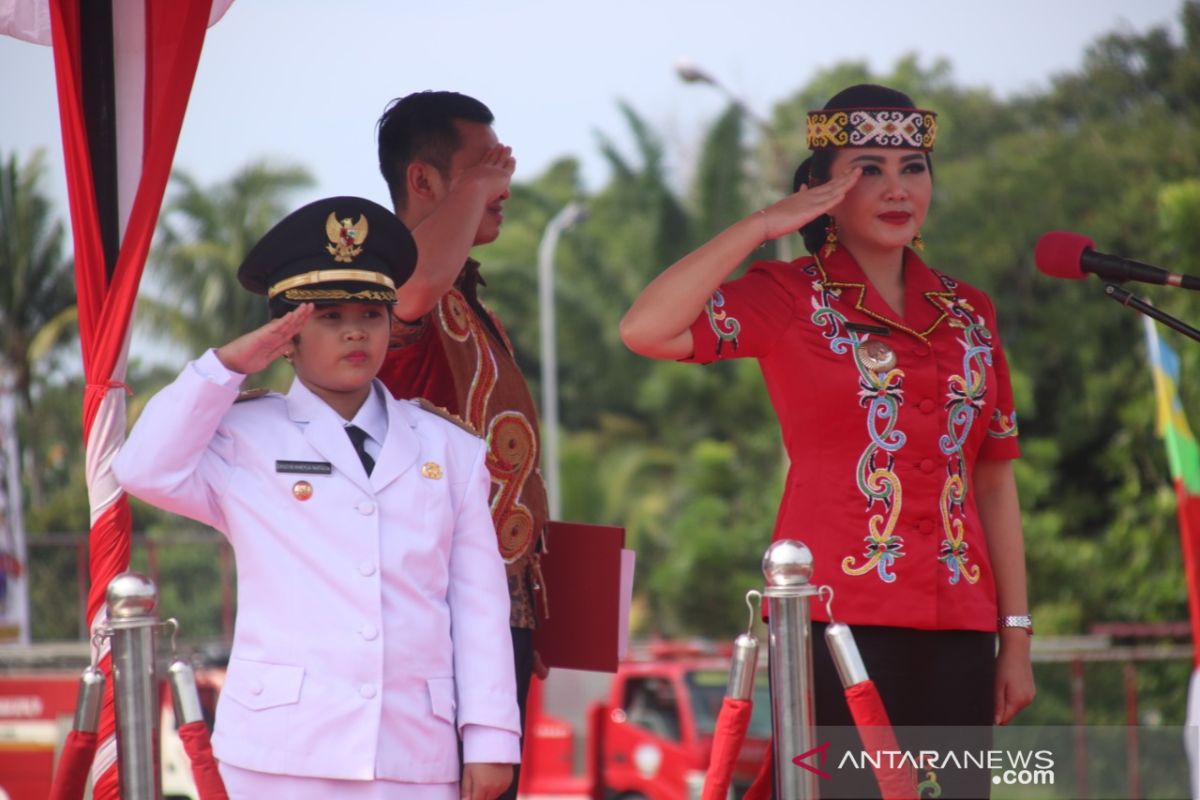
[728, 593, 761, 701]
[167, 658, 205, 726]
[824, 623, 868, 688]
[73, 663, 106, 733]
[106, 571, 163, 800]
[763, 540, 820, 800]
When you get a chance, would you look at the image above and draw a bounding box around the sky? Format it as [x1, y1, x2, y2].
[0, 0, 1187, 222]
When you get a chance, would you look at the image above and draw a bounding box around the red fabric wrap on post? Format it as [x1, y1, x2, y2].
[701, 697, 753, 800]
[178, 720, 230, 800]
[46, 1, 214, 797]
[845, 680, 918, 800]
[48, 730, 98, 800]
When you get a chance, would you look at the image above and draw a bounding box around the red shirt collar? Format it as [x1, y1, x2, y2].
[814, 247, 957, 341]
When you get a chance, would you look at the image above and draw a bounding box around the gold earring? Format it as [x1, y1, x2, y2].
[822, 218, 839, 257]
[911, 230, 925, 251]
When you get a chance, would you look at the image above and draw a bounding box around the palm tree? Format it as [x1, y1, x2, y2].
[140, 160, 314, 356]
[0, 149, 77, 511]
[692, 103, 751, 240]
[0, 150, 76, 410]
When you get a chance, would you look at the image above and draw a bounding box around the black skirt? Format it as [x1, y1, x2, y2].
[803, 623, 997, 800]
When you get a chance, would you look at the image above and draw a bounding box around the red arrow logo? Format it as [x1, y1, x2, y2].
[791, 741, 832, 779]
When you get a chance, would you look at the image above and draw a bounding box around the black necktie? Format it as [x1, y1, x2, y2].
[344, 425, 375, 476]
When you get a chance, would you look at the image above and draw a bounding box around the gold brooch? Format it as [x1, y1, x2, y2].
[325, 212, 368, 263]
[421, 462, 443, 480]
[292, 480, 314, 501]
[856, 339, 897, 373]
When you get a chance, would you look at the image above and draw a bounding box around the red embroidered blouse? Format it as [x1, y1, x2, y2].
[685, 247, 1020, 632]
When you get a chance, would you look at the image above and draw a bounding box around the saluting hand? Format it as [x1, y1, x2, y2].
[759, 166, 862, 240]
[215, 303, 313, 375]
[453, 143, 516, 203]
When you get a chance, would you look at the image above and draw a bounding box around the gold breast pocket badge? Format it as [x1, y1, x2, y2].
[421, 462, 443, 480]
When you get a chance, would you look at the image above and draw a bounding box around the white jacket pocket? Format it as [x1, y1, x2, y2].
[426, 676, 457, 724]
[224, 658, 304, 711]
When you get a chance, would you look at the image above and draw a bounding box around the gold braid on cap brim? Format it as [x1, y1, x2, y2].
[268, 269, 396, 300]
[806, 108, 937, 151]
[281, 287, 397, 303]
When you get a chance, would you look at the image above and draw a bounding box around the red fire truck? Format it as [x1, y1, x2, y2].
[519, 643, 771, 800]
[0, 644, 223, 800]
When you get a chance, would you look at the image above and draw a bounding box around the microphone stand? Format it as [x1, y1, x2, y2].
[1103, 283, 1200, 344]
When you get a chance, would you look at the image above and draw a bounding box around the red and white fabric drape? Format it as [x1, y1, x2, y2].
[50, 2, 215, 793]
[1, 0, 230, 795]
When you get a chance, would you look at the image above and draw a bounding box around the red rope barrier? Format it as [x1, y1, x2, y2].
[844, 680, 918, 800]
[741, 741, 773, 800]
[47, 730, 98, 800]
[178, 720, 229, 800]
[701, 697, 753, 800]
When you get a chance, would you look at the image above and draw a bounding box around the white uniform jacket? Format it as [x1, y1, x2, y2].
[114, 350, 520, 782]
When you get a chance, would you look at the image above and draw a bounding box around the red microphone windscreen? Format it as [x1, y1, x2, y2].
[1035, 231, 1095, 280]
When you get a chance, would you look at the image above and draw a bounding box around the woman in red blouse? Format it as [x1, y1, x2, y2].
[621, 84, 1034, 797]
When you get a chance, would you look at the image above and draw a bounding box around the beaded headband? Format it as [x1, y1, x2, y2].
[806, 108, 938, 151]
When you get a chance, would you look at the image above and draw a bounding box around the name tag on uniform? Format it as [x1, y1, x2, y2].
[276, 460, 333, 475]
[846, 323, 892, 336]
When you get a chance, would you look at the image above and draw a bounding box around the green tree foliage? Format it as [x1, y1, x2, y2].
[0, 150, 75, 409]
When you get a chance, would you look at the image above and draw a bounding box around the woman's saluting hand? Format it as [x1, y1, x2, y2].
[620, 167, 860, 360]
[760, 166, 862, 240]
[216, 303, 314, 375]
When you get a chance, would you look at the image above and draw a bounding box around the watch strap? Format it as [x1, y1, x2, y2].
[998, 614, 1034, 634]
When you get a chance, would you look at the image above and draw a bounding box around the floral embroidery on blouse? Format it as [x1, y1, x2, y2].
[804, 264, 909, 583]
[705, 289, 741, 354]
[989, 409, 1019, 439]
[930, 278, 989, 585]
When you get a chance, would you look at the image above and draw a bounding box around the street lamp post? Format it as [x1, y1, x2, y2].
[537, 201, 587, 521]
[676, 59, 792, 261]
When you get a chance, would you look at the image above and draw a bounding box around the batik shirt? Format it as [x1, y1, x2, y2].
[686, 247, 1021, 632]
[378, 260, 547, 629]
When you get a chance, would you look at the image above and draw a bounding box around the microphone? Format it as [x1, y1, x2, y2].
[1034, 231, 1200, 290]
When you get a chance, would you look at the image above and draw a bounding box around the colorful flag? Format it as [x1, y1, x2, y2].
[1142, 316, 1200, 799]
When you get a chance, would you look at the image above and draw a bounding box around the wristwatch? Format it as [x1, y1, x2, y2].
[998, 614, 1034, 635]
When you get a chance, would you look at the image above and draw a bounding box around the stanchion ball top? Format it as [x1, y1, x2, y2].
[106, 572, 159, 619]
[762, 539, 814, 587]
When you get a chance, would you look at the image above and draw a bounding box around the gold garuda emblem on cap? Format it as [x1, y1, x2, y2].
[325, 212, 369, 263]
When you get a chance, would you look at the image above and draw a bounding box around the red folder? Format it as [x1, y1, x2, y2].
[534, 521, 629, 673]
